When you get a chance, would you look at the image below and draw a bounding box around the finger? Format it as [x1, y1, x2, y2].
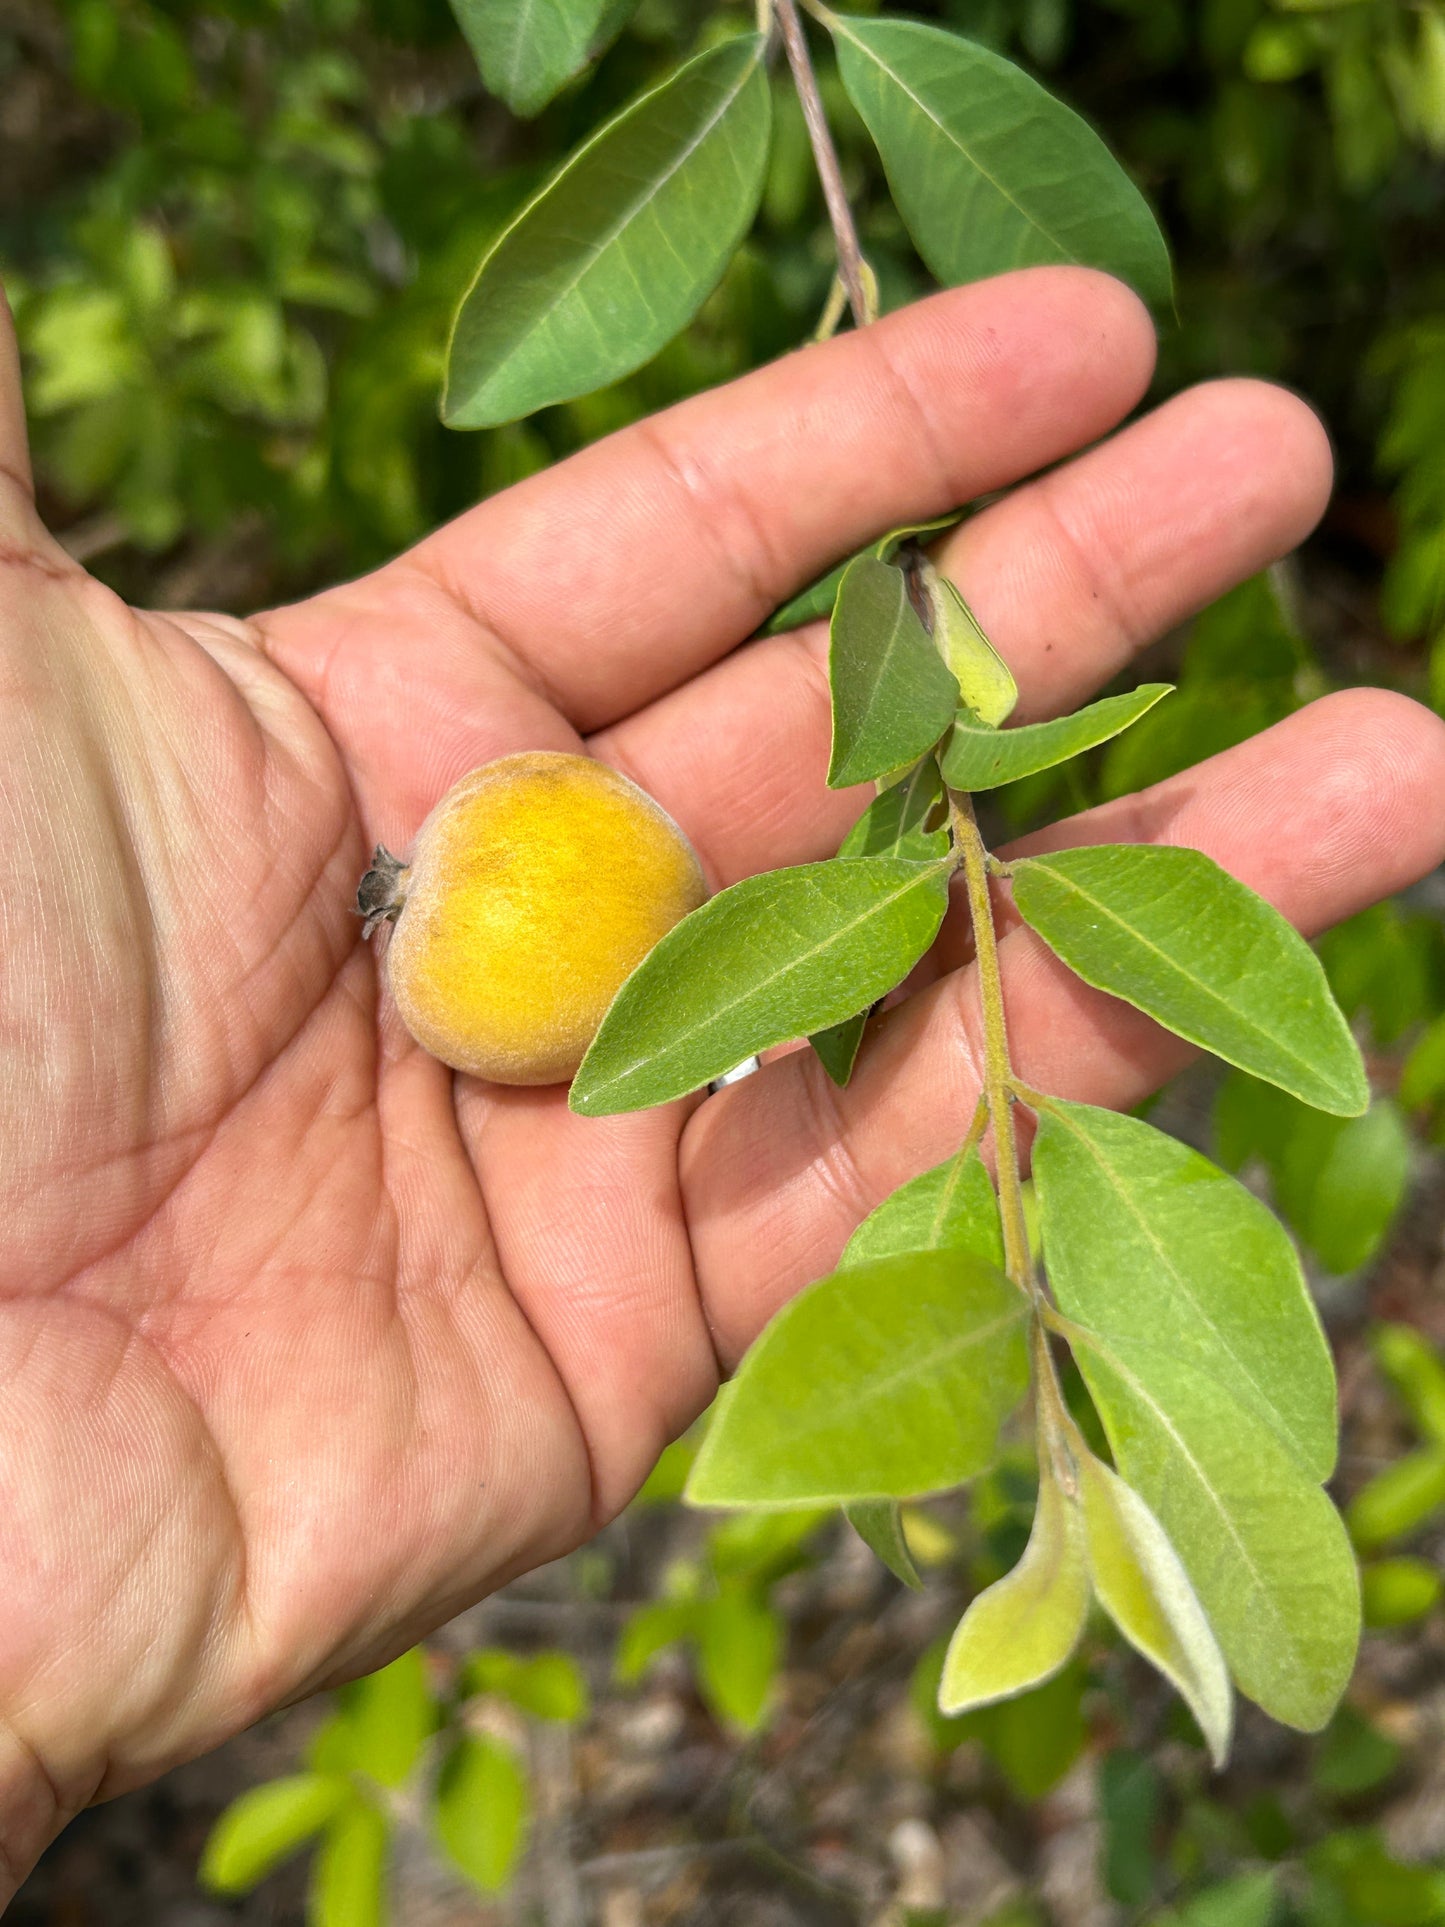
[0, 281, 34, 517]
[680, 690, 1445, 1363]
[594, 378, 1334, 888]
[401, 269, 1156, 730]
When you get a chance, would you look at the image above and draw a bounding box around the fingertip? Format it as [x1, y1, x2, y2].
[921, 264, 1157, 419]
[1187, 377, 1335, 551]
[1303, 687, 1445, 905]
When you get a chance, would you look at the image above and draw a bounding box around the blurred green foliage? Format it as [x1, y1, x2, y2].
[4, 0, 1445, 644]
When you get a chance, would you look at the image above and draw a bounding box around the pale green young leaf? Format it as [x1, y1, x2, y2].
[444, 37, 770, 427]
[571, 854, 952, 1114]
[696, 1589, 784, 1734]
[927, 575, 1018, 727]
[941, 685, 1172, 792]
[326, 1646, 437, 1787]
[846, 1500, 924, 1589]
[1076, 1449, 1233, 1767]
[1033, 1100, 1336, 1478]
[686, 1252, 1029, 1507]
[433, 1733, 530, 1896]
[309, 1797, 388, 1927]
[841, 1145, 1003, 1270]
[939, 1457, 1089, 1712]
[448, 0, 622, 118]
[1011, 845, 1369, 1116]
[1066, 1326, 1361, 1730]
[829, 16, 1172, 308]
[199, 1774, 351, 1895]
[828, 555, 960, 788]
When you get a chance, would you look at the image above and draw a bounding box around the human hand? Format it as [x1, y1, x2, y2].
[1, 267, 1440, 1891]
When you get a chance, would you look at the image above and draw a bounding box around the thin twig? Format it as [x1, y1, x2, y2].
[772, 0, 875, 329]
[950, 791, 1034, 1298]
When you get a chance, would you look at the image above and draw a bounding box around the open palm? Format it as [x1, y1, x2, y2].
[2, 267, 1442, 1892]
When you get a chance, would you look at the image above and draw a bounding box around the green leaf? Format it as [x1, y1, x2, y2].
[448, 0, 622, 117]
[1346, 1446, 1445, 1550]
[838, 757, 950, 863]
[761, 559, 851, 638]
[829, 16, 1172, 308]
[460, 1649, 589, 1723]
[708, 1504, 830, 1579]
[309, 1797, 388, 1927]
[809, 1009, 869, 1087]
[1360, 1556, 1443, 1628]
[845, 1500, 924, 1589]
[1011, 845, 1369, 1116]
[941, 685, 1172, 792]
[927, 575, 1018, 728]
[1401, 1011, 1445, 1111]
[444, 37, 770, 428]
[1372, 1323, 1445, 1450]
[977, 1663, 1089, 1798]
[614, 1599, 696, 1683]
[1099, 1751, 1162, 1908]
[828, 555, 960, 788]
[759, 513, 964, 638]
[696, 1588, 784, 1734]
[571, 853, 952, 1114]
[1032, 1100, 1336, 1479]
[323, 1648, 437, 1788]
[1314, 1706, 1402, 1796]
[841, 1145, 1003, 1270]
[808, 761, 951, 1085]
[1076, 1448, 1233, 1767]
[433, 1733, 530, 1896]
[940, 1458, 1089, 1712]
[686, 1252, 1029, 1507]
[1065, 1327, 1360, 1730]
[199, 1774, 351, 1895]
[1274, 1100, 1412, 1275]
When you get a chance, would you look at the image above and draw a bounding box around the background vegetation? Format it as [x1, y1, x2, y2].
[4, 0, 1445, 1920]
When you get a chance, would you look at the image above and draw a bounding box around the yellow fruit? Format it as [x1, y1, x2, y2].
[357, 751, 707, 1085]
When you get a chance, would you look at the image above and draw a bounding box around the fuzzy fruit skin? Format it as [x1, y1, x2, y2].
[385, 752, 707, 1085]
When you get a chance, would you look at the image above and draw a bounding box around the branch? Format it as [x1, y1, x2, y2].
[772, 0, 875, 330]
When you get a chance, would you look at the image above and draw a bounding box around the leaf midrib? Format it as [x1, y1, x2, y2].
[834, 568, 932, 774]
[1069, 1327, 1312, 1679]
[947, 686, 1167, 781]
[1020, 855, 1351, 1106]
[1041, 1104, 1320, 1470]
[472, 40, 759, 366]
[833, 19, 1077, 265]
[582, 858, 950, 1103]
